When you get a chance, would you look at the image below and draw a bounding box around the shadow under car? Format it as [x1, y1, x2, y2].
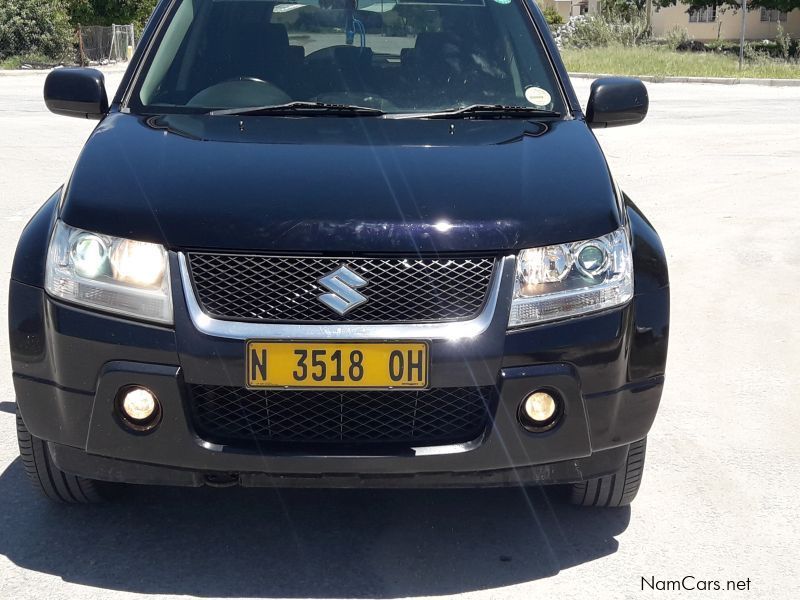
[0, 458, 630, 597]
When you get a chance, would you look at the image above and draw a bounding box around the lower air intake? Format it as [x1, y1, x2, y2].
[189, 385, 494, 448]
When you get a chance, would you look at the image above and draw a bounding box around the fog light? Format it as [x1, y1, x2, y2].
[118, 387, 161, 430]
[519, 391, 560, 431]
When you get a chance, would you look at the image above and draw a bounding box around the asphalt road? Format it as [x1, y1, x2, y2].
[0, 70, 798, 600]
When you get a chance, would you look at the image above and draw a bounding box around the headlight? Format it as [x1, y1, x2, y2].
[508, 228, 633, 328]
[45, 221, 173, 324]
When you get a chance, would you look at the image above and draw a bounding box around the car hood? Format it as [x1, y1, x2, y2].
[61, 112, 620, 254]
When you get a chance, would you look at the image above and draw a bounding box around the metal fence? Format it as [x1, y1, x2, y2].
[78, 24, 136, 65]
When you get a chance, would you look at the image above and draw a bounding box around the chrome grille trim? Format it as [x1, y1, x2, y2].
[178, 253, 513, 340]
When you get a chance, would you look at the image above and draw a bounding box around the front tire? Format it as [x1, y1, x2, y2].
[566, 438, 647, 507]
[16, 408, 108, 503]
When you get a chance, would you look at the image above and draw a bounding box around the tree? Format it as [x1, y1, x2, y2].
[65, 0, 158, 28]
[0, 0, 74, 61]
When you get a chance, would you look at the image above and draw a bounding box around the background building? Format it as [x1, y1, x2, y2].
[546, 0, 601, 21]
[651, 4, 800, 40]
[542, 0, 800, 40]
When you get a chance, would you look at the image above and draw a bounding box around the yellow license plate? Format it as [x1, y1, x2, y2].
[246, 341, 429, 389]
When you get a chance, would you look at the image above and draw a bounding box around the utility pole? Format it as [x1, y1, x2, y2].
[646, 0, 652, 32]
[739, 0, 747, 70]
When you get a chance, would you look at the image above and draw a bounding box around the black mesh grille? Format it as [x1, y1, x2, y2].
[187, 254, 495, 323]
[189, 385, 493, 447]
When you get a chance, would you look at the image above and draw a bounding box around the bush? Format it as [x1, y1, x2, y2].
[558, 14, 649, 49]
[738, 42, 772, 63]
[677, 40, 706, 52]
[790, 38, 800, 60]
[705, 39, 733, 54]
[542, 6, 564, 26]
[0, 0, 73, 62]
[706, 38, 798, 62]
[664, 25, 691, 51]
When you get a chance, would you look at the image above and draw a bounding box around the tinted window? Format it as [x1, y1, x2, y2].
[133, 0, 563, 114]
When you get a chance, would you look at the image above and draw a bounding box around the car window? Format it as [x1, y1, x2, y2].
[132, 0, 564, 115]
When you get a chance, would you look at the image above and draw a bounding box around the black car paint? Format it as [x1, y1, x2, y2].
[9, 0, 669, 488]
[10, 190, 668, 484]
[586, 77, 649, 129]
[43, 67, 109, 119]
[60, 114, 620, 253]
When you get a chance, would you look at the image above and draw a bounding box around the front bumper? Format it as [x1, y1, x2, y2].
[10, 260, 668, 487]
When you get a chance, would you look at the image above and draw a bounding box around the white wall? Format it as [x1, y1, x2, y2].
[651, 4, 800, 41]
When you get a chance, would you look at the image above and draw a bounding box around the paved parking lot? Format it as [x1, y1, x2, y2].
[1, 70, 798, 600]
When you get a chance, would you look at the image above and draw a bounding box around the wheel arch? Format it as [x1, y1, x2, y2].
[625, 192, 670, 383]
[11, 188, 61, 288]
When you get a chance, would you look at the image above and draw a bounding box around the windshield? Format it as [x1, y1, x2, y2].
[130, 0, 565, 116]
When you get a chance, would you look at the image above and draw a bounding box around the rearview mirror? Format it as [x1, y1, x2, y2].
[586, 77, 648, 129]
[44, 68, 108, 119]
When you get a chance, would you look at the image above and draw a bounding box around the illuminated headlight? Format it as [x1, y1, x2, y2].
[508, 228, 633, 327]
[45, 221, 173, 324]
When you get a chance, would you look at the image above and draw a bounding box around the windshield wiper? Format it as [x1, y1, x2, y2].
[209, 101, 385, 117]
[390, 104, 561, 120]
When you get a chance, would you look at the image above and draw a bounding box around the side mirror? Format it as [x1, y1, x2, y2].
[586, 77, 648, 129]
[44, 68, 109, 119]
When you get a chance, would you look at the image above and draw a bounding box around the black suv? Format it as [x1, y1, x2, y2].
[10, 0, 668, 506]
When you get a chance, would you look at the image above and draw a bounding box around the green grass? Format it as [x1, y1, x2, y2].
[561, 46, 800, 80]
[0, 54, 58, 70]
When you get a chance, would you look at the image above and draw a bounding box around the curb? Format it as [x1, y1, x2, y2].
[0, 69, 53, 76]
[0, 64, 129, 77]
[569, 72, 800, 87]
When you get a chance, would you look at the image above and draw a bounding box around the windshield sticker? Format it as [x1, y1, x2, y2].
[524, 86, 552, 107]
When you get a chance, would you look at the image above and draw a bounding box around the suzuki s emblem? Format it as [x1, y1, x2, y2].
[317, 265, 368, 316]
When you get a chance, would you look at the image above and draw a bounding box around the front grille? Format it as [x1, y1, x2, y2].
[187, 254, 495, 323]
[189, 385, 493, 447]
